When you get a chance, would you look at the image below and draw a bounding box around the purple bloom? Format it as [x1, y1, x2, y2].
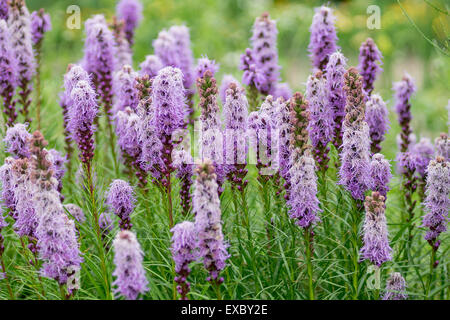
[422, 157, 449, 244]
[219, 74, 239, 105]
[112, 230, 148, 300]
[30, 8, 51, 45]
[306, 71, 334, 171]
[272, 82, 292, 101]
[275, 97, 293, 182]
[411, 137, 434, 178]
[48, 148, 67, 194]
[0, 158, 15, 212]
[287, 149, 321, 228]
[239, 47, 266, 91]
[308, 6, 339, 71]
[3, 123, 32, 158]
[171, 221, 197, 299]
[326, 51, 347, 149]
[368, 153, 392, 198]
[168, 25, 195, 90]
[173, 149, 194, 215]
[106, 179, 136, 230]
[383, 272, 407, 300]
[113, 65, 139, 114]
[435, 133, 449, 162]
[193, 160, 229, 282]
[393, 73, 416, 152]
[110, 17, 132, 70]
[339, 67, 371, 201]
[153, 30, 178, 68]
[360, 191, 392, 266]
[358, 38, 382, 96]
[139, 55, 163, 78]
[99, 212, 114, 237]
[116, 0, 142, 45]
[116, 108, 142, 164]
[0, 0, 8, 20]
[195, 55, 219, 81]
[365, 93, 389, 153]
[64, 203, 85, 223]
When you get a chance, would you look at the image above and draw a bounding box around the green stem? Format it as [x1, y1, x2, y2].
[0, 258, 14, 300]
[351, 200, 362, 300]
[426, 246, 437, 299]
[304, 227, 315, 300]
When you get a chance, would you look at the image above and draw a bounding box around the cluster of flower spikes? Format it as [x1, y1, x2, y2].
[360, 191, 392, 267]
[8, 0, 35, 123]
[339, 67, 371, 202]
[223, 82, 249, 191]
[325, 51, 347, 151]
[365, 94, 389, 154]
[193, 160, 229, 284]
[306, 71, 334, 172]
[196, 69, 225, 193]
[171, 221, 197, 299]
[0, 19, 18, 126]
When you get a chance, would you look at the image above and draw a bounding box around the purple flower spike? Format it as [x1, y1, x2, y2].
[106, 179, 136, 230]
[139, 55, 163, 79]
[308, 6, 339, 71]
[3, 123, 32, 158]
[422, 157, 449, 246]
[153, 30, 178, 68]
[275, 97, 293, 183]
[412, 137, 434, 178]
[287, 149, 321, 228]
[368, 153, 392, 198]
[113, 65, 139, 114]
[239, 47, 266, 91]
[112, 230, 148, 300]
[306, 71, 334, 171]
[383, 272, 407, 300]
[365, 93, 389, 154]
[435, 133, 449, 162]
[393, 72, 416, 152]
[30, 8, 51, 45]
[110, 17, 132, 70]
[48, 148, 67, 195]
[116, 0, 142, 45]
[358, 38, 382, 96]
[0, 0, 8, 20]
[194, 160, 229, 283]
[168, 25, 195, 90]
[173, 149, 194, 215]
[219, 74, 239, 105]
[360, 191, 392, 267]
[171, 221, 197, 300]
[195, 55, 219, 81]
[273, 82, 292, 101]
[0, 158, 16, 212]
[326, 51, 347, 150]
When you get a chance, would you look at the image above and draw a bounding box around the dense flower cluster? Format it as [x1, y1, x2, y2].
[3, 123, 31, 158]
[368, 153, 392, 198]
[106, 179, 136, 230]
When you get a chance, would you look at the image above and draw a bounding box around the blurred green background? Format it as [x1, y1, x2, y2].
[31, 0, 449, 161]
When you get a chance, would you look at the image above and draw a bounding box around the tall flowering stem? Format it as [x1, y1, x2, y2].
[31, 8, 51, 130]
[358, 38, 382, 96]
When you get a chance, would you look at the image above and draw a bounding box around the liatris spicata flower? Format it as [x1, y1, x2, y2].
[368, 153, 392, 198]
[139, 55, 163, 78]
[0, 158, 15, 212]
[289, 92, 310, 154]
[3, 123, 31, 158]
[326, 51, 347, 150]
[30, 8, 51, 45]
[422, 156, 449, 247]
[219, 74, 239, 105]
[393, 73, 416, 152]
[287, 148, 321, 228]
[239, 47, 266, 92]
[412, 138, 434, 178]
[306, 71, 334, 172]
[339, 67, 371, 201]
[153, 29, 178, 67]
[435, 133, 449, 161]
[112, 230, 148, 300]
[169, 25, 195, 91]
[275, 97, 293, 184]
[308, 6, 339, 71]
[8, 0, 35, 123]
[0, 0, 8, 20]
[194, 160, 229, 284]
[273, 82, 292, 101]
[116, 0, 142, 45]
[0, 19, 18, 126]
[64, 203, 85, 223]
[113, 64, 139, 114]
[365, 93, 389, 153]
[358, 38, 382, 96]
[360, 191, 392, 266]
[171, 221, 197, 299]
[173, 149, 194, 215]
[195, 55, 219, 81]
[223, 83, 249, 190]
[106, 179, 136, 230]
[110, 16, 132, 70]
[383, 272, 407, 300]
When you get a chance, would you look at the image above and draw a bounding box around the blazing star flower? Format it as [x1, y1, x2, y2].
[239, 47, 266, 91]
[393, 73, 416, 152]
[358, 38, 382, 96]
[30, 8, 51, 45]
[0, 0, 8, 20]
[273, 82, 292, 101]
[194, 160, 229, 283]
[326, 51, 347, 149]
[308, 6, 339, 71]
[412, 137, 434, 178]
[110, 17, 132, 70]
[64, 203, 85, 223]
[383, 272, 407, 300]
[113, 65, 139, 114]
[139, 55, 163, 78]
[116, 108, 142, 166]
[219, 74, 240, 105]
[435, 133, 449, 162]
[0, 158, 15, 212]
[339, 67, 371, 201]
[106, 179, 136, 230]
[173, 149, 194, 215]
[360, 191, 392, 266]
[0, 19, 18, 126]
[422, 157, 449, 246]
[171, 221, 197, 300]
[195, 55, 219, 81]
[365, 93, 389, 153]
[153, 29, 178, 68]
[3, 123, 32, 158]
[48, 148, 67, 194]
[168, 25, 195, 90]
[116, 0, 142, 45]
[306, 71, 334, 171]
[112, 230, 148, 300]
[368, 153, 392, 198]
[275, 97, 293, 182]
